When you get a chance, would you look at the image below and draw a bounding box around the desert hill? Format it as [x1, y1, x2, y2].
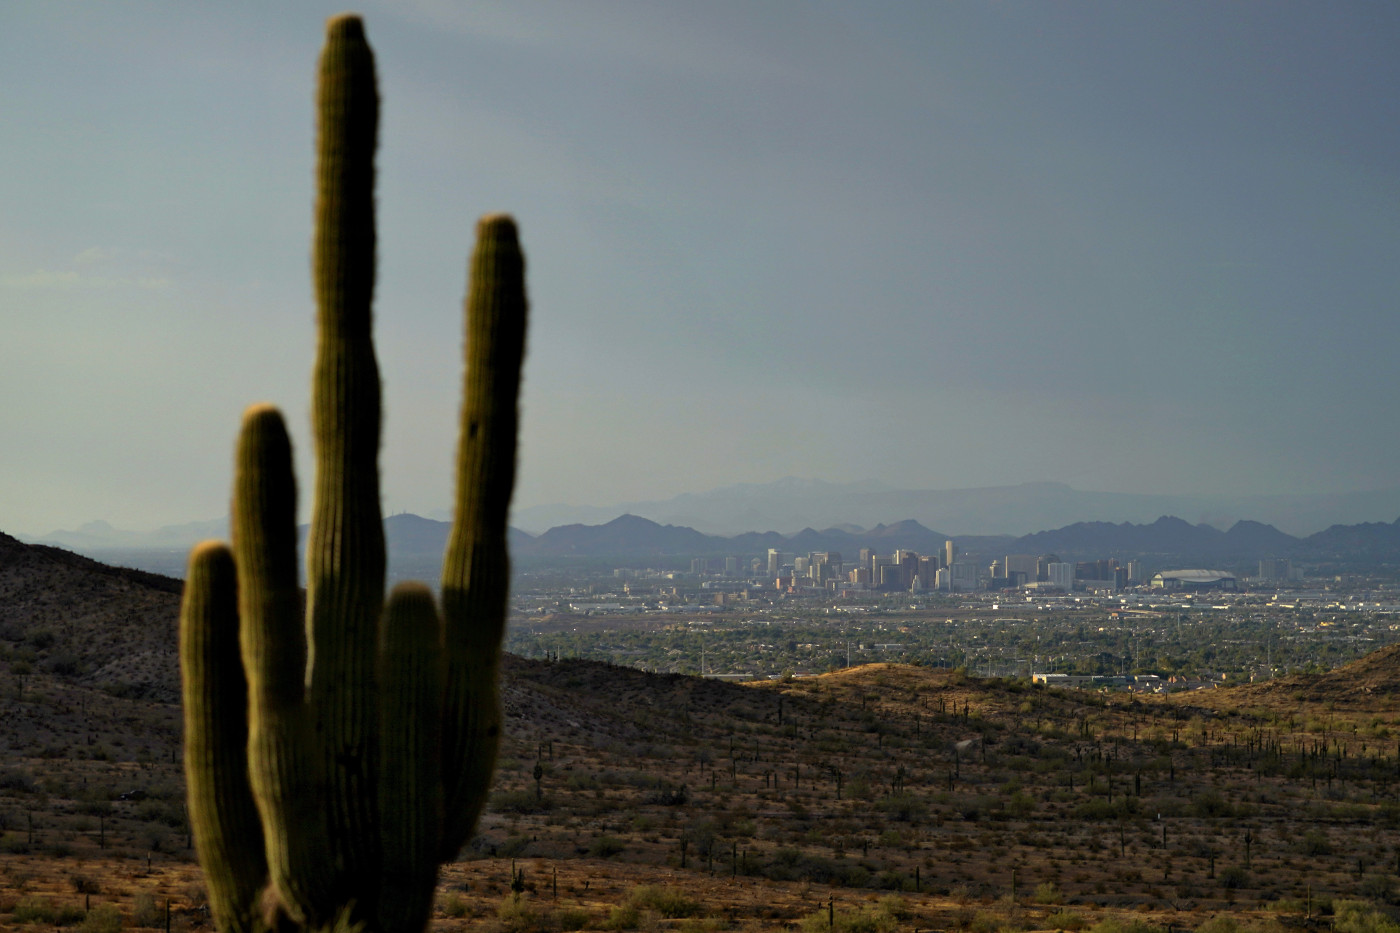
[1227, 642, 1400, 707]
[11, 542, 1400, 930]
[0, 530, 181, 702]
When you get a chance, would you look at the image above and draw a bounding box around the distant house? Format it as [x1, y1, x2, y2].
[1150, 569, 1237, 592]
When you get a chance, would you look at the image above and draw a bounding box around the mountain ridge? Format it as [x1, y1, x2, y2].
[510, 478, 1400, 538]
[22, 510, 1400, 576]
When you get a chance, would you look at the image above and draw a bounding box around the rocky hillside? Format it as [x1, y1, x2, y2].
[0, 531, 182, 702]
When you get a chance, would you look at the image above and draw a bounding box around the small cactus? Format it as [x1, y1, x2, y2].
[180, 15, 527, 933]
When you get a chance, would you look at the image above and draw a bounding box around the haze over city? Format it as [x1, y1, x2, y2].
[3, 2, 1398, 538]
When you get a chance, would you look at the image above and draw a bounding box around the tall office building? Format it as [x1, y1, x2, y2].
[949, 561, 979, 592]
[1048, 562, 1074, 591]
[1004, 555, 1038, 582]
[918, 555, 936, 584]
[871, 555, 893, 589]
[767, 549, 782, 576]
[944, 540, 957, 569]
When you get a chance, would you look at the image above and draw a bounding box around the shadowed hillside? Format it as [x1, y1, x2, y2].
[10, 541, 1400, 930]
[0, 531, 181, 702]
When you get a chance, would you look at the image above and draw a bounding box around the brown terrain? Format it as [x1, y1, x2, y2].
[3, 530, 1400, 932]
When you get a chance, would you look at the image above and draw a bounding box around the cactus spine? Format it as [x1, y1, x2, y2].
[179, 15, 527, 933]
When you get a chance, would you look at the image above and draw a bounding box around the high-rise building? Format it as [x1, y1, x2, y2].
[1005, 554, 1038, 582]
[1048, 562, 1074, 591]
[918, 555, 936, 583]
[871, 555, 893, 589]
[767, 549, 782, 576]
[944, 540, 957, 568]
[1259, 558, 1292, 582]
[950, 561, 979, 592]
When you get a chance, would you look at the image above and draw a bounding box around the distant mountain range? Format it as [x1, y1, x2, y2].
[502, 512, 1400, 572]
[23, 492, 1400, 579]
[55, 511, 1400, 577]
[508, 478, 1400, 539]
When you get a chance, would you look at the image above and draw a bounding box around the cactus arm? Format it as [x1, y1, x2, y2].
[375, 583, 446, 933]
[438, 214, 528, 858]
[179, 541, 267, 933]
[233, 404, 328, 923]
[305, 13, 386, 896]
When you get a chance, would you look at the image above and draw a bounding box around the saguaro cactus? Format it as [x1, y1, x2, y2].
[179, 15, 527, 933]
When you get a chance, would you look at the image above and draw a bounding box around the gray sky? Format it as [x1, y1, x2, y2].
[3, 1, 1398, 536]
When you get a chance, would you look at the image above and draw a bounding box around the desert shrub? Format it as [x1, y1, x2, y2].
[69, 876, 100, 896]
[80, 905, 123, 933]
[645, 785, 688, 806]
[0, 834, 30, 855]
[1196, 918, 1239, 933]
[624, 885, 702, 919]
[1034, 881, 1064, 905]
[757, 847, 870, 888]
[440, 894, 467, 919]
[588, 835, 625, 859]
[1361, 874, 1397, 903]
[871, 870, 908, 891]
[132, 894, 161, 928]
[1300, 830, 1332, 856]
[600, 903, 641, 931]
[1046, 908, 1086, 931]
[1333, 900, 1400, 933]
[1088, 917, 1162, 933]
[490, 789, 552, 815]
[967, 909, 1006, 933]
[1192, 790, 1235, 819]
[135, 801, 182, 827]
[678, 919, 727, 933]
[498, 835, 532, 859]
[1218, 866, 1249, 890]
[798, 902, 899, 933]
[13, 897, 56, 924]
[555, 906, 592, 929]
[1267, 897, 1308, 914]
[26, 629, 56, 651]
[876, 828, 904, 848]
[43, 652, 84, 676]
[875, 792, 928, 823]
[1007, 791, 1036, 818]
[0, 769, 35, 792]
[495, 895, 550, 933]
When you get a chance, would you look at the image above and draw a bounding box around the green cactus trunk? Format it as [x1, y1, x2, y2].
[178, 14, 527, 933]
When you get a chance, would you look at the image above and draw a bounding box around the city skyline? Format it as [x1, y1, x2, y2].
[4, 3, 1398, 536]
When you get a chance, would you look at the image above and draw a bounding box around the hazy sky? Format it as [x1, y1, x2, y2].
[3, 2, 1398, 536]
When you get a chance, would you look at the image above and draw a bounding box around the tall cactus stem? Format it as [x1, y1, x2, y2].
[376, 583, 446, 933]
[233, 404, 329, 922]
[180, 541, 267, 933]
[306, 13, 386, 893]
[439, 214, 528, 858]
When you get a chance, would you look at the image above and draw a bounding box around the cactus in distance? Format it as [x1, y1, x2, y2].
[179, 15, 527, 933]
